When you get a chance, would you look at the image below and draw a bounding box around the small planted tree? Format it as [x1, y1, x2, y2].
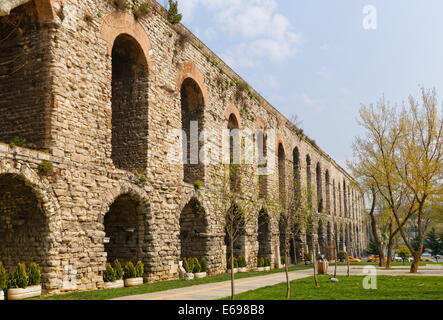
[123, 262, 136, 280]
[114, 259, 124, 280]
[0, 262, 6, 290]
[27, 263, 41, 286]
[9, 263, 28, 289]
[397, 247, 411, 264]
[104, 263, 116, 283]
[199, 258, 207, 273]
[135, 261, 144, 278]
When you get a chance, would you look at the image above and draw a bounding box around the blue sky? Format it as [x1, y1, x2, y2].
[176, 0, 443, 168]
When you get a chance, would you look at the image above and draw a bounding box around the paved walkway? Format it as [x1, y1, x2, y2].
[112, 265, 443, 300]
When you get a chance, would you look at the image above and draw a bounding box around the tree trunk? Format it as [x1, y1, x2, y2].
[334, 235, 338, 278]
[292, 237, 297, 265]
[312, 237, 319, 287]
[368, 188, 385, 267]
[386, 239, 394, 269]
[230, 236, 235, 300]
[285, 230, 290, 298]
[346, 249, 350, 277]
[410, 252, 420, 273]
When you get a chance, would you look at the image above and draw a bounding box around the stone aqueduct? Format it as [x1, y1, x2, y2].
[0, 0, 368, 293]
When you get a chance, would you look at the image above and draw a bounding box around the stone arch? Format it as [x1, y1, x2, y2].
[99, 182, 151, 267]
[0, 159, 61, 292]
[256, 118, 268, 197]
[110, 33, 150, 172]
[316, 162, 323, 212]
[180, 76, 205, 184]
[179, 197, 209, 260]
[257, 208, 271, 259]
[225, 102, 242, 129]
[100, 11, 154, 76]
[177, 62, 209, 107]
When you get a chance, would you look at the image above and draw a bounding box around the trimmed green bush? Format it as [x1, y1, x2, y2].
[0, 262, 6, 290]
[264, 257, 271, 267]
[10, 263, 28, 289]
[27, 263, 41, 286]
[199, 258, 207, 272]
[183, 258, 191, 273]
[227, 257, 238, 269]
[135, 261, 144, 277]
[191, 258, 201, 273]
[304, 252, 312, 262]
[123, 262, 137, 280]
[257, 257, 265, 268]
[337, 250, 347, 262]
[103, 263, 116, 283]
[114, 259, 123, 280]
[6, 273, 16, 289]
[238, 256, 247, 268]
[281, 256, 286, 265]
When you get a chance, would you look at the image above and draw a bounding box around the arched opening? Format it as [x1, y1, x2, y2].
[0, 174, 51, 288]
[343, 181, 347, 218]
[104, 194, 144, 266]
[316, 163, 323, 212]
[180, 198, 207, 259]
[257, 130, 268, 197]
[325, 170, 330, 214]
[293, 147, 300, 204]
[111, 34, 149, 172]
[317, 219, 324, 254]
[257, 209, 271, 259]
[278, 143, 286, 206]
[0, 1, 49, 149]
[306, 155, 312, 207]
[181, 78, 205, 184]
[228, 114, 240, 190]
[224, 203, 246, 262]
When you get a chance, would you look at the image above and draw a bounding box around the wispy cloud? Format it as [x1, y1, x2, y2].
[179, 0, 302, 67]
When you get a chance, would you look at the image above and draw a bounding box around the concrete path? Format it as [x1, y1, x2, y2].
[112, 265, 443, 300]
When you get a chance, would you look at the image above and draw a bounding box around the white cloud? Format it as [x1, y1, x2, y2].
[316, 66, 333, 80]
[179, 0, 302, 66]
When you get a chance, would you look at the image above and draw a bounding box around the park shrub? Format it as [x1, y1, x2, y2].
[264, 257, 271, 267]
[304, 253, 312, 262]
[10, 263, 29, 289]
[103, 263, 116, 283]
[238, 256, 247, 268]
[199, 258, 207, 272]
[257, 257, 265, 268]
[337, 250, 347, 262]
[281, 256, 286, 265]
[0, 262, 6, 289]
[123, 262, 137, 279]
[114, 259, 123, 280]
[191, 258, 201, 273]
[135, 261, 144, 277]
[28, 263, 41, 286]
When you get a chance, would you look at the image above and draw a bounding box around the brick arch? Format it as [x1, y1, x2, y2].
[0, 159, 62, 234]
[100, 11, 154, 76]
[275, 133, 286, 156]
[225, 102, 242, 129]
[99, 181, 151, 222]
[177, 61, 209, 107]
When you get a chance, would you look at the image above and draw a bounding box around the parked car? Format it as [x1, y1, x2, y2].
[367, 256, 387, 263]
[420, 257, 434, 263]
[348, 257, 361, 263]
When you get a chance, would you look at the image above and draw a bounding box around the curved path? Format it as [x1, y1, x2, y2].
[112, 265, 443, 300]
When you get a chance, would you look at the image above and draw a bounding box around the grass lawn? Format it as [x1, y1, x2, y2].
[334, 262, 431, 267]
[222, 275, 443, 300]
[33, 265, 311, 300]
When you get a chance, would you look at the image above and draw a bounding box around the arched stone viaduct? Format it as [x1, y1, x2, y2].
[0, 0, 367, 293]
